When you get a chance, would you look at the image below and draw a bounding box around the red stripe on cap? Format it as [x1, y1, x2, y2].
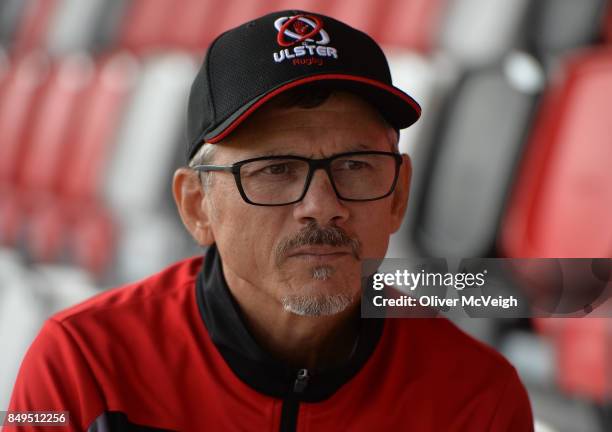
[207, 74, 421, 144]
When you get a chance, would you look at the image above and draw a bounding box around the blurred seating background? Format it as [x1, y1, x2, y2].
[0, 1, 611, 430]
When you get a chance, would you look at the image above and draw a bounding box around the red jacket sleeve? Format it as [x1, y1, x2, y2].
[489, 368, 535, 431]
[6, 319, 105, 432]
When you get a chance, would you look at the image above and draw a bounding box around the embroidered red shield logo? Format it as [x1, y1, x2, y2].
[274, 15, 330, 47]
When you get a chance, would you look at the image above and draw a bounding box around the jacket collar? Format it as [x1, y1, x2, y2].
[196, 244, 384, 402]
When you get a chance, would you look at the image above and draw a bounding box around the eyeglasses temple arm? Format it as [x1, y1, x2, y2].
[192, 164, 236, 173]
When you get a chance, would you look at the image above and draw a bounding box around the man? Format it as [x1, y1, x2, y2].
[7, 10, 533, 431]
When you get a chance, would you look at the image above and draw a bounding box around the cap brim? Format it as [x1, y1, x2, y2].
[203, 73, 421, 144]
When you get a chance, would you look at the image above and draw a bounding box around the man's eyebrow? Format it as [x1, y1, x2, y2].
[252, 149, 302, 157]
[250, 143, 374, 158]
[349, 143, 371, 152]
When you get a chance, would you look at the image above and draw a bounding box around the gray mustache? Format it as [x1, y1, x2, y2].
[275, 221, 362, 266]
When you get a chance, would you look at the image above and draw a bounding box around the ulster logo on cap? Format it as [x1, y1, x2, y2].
[273, 15, 338, 65]
[274, 15, 330, 46]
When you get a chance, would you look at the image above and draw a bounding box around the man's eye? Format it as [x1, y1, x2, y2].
[339, 160, 368, 170]
[262, 163, 291, 175]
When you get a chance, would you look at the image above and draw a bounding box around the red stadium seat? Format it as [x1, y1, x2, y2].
[0, 54, 50, 187]
[18, 55, 94, 197]
[23, 53, 136, 274]
[14, 55, 94, 262]
[315, 0, 387, 39]
[374, 0, 445, 51]
[557, 317, 611, 403]
[118, 0, 174, 53]
[60, 53, 139, 274]
[0, 53, 50, 246]
[274, 0, 446, 51]
[58, 53, 139, 201]
[501, 49, 612, 258]
[120, 0, 221, 53]
[207, 0, 278, 48]
[23, 53, 138, 274]
[118, 0, 446, 54]
[162, 0, 219, 51]
[501, 48, 612, 402]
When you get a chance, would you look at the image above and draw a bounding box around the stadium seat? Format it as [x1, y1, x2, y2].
[0, 249, 98, 411]
[119, 0, 174, 53]
[0, 53, 51, 247]
[0, 250, 45, 412]
[527, 0, 609, 69]
[45, 0, 128, 55]
[213, 0, 279, 45]
[11, 0, 59, 54]
[274, 0, 446, 51]
[58, 53, 139, 202]
[0, 53, 50, 183]
[15, 55, 94, 262]
[316, 0, 391, 41]
[0, 0, 28, 48]
[117, 0, 447, 54]
[18, 55, 95, 193]
[606, 2, 612, 43]
[163, 0, 219, 51]
[557, 317, 611, 403]
[439, 0, 530, 67]
[501, 48, 612, 403]
[373, 0, 446, 52]
[49, 53, 139, 275]
[385, 51, 459, 258]
[416, 52, 544, 258]
[501, 49, 612, 258]
[103, 53, 198, 282]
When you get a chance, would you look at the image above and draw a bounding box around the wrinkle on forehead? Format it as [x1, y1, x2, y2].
[254, 142, 373, 158]
[217, 92, 394, 159]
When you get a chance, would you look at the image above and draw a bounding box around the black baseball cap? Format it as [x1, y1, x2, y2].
[186, 10, 421, 160]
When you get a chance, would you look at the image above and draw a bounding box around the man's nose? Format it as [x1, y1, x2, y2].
[293, 169, 349, 225]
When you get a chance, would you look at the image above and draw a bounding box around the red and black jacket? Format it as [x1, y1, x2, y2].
[8, 246, 534, 431]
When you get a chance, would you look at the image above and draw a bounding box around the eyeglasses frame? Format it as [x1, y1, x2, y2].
[191, 150, 403, 207]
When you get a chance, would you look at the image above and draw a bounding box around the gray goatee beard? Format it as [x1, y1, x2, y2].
[281, 292, 353, 316]
[276, 222, 362, 316]
[283, 264, 352, 316]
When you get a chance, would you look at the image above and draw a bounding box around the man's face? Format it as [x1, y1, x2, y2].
[201, 91, 410, 316]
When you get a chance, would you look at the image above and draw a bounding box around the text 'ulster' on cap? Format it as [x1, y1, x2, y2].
[186, 10, 422, 160]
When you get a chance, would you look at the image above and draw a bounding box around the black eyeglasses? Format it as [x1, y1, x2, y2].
[192, 150, 403, 206]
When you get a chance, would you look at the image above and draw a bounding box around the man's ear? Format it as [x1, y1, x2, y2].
[173, 168, 215, 246]
[390, 154, 412, 234]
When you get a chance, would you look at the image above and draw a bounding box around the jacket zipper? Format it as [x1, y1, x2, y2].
[279, 368, 309, 432]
